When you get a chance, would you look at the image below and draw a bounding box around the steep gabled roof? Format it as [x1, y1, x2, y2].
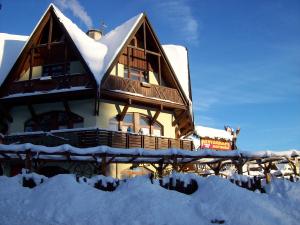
[162, 45, 191, 102]
[51, 4, 143, 85]
[0, 33, 28, 86]
[0, 3, 193, 113]
[162, 44, 193, 119]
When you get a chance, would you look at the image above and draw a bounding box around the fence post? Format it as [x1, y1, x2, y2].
[101, 155, 107, 176]
[25, 150, 32, 172]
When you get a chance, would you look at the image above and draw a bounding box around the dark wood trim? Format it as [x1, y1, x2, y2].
[48, 15, 53, 49]
[151, 108, 161, 125]
[28, 104, 37, 118]
[101, 89, 186, 110]
[117, 104, 130, 121]
[29, 48, 33, 80]
[158, 55, 161, 85]
[172, 111, 186, 126]
[63, 101, 73, 128]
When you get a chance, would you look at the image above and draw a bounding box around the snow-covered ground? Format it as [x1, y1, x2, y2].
[0, 173, 299, 225]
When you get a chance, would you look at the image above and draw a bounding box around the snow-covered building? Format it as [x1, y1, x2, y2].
[0, 4, 194, 177]
[193, 126, 239, 150]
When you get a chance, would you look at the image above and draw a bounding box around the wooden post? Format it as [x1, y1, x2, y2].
[48, 16, 53, 49]
[25, 150, 32, 172]
[101, 155, 107, 176]
[29, 48, 34, 80]
[158, 55, 161, 85]
[158, 163, 163, 178]
[127, 47, 131, 78]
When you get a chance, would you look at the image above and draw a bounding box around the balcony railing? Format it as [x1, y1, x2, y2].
[102, 76, 184, 105]
[3, 128, 194, 151]
[4, 73, 93, 97]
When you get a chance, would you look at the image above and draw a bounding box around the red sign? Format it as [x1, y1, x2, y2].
[200, 138, 232, 150]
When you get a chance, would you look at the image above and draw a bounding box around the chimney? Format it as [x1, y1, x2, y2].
[86, 29, 102, 41]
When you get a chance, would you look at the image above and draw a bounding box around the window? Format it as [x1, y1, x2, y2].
[120, 113, 134, 132]
[42, 63, 70, 77]
[139, 116, 150, 135]
[119, 113, 163, 136]
[124, 67, 148, 82]
[108, 117, 119, 131]
[24, 111, 83, 132]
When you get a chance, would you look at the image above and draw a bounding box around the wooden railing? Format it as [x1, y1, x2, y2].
[6, 73, 93, 96]
[102, 76, 184, 105]
[4, 128, 194, 151]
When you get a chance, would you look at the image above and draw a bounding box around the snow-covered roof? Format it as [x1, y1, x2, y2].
[0, 33, 28, 86]
[195, 126, 233, 141]
[162, 45, 190, 101]
[0, 4, 192, 107]
[52, 4, 143, 85]
[162, 45, 193, 122]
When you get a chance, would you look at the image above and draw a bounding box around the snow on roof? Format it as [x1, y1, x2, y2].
[0, 33, 28, 86]
[162, 45, 193, 120]
[52, 4, 143, 85]
[162, 45, 190, 102]
[0, 4, 192, 104]
[195, 125, 233, 141]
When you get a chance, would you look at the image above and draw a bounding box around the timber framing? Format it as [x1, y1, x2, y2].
[0, 5, 97, 101]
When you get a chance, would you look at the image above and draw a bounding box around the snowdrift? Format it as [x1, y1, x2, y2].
[0, 173, 299, 225]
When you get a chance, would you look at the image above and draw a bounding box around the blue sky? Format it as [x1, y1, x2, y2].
[0, 0, 299, 150]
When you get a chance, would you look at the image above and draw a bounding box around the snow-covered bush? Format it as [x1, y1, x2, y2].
[160, 172, 198, 195]
[77, 175, 120, 192]
[21, 169, 48, 188]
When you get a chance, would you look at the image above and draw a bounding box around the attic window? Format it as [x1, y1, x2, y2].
[42, 63, 70, 77]
[124, 67, 148, 82]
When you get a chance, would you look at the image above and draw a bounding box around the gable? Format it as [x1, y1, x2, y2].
[101, 16, 190, 107]
[0, 5, 98, 98]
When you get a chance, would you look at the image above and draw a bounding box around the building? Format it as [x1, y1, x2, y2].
[0, 4, 194, 177]
[193, 126, 240, 151]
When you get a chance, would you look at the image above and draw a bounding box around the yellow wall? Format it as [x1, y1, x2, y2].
[96, 101, 175, 138]
[18, 61, 84, 81]
[9, 99, 95, 133]
[9, 99, 175, 138]
[110, 63, 162, 85]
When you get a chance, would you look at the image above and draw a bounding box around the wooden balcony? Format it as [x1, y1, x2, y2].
[4, 73, 93, 96]
[101, 76, 185, 107]
[3, 128, 194, 151]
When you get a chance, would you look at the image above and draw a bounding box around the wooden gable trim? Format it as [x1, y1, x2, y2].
[0, 5, 97, 96]
[99, 15, 189, 106]
[100, 16, 145, 87]
[0, 11, 51, 91]
[143, 16, 189, 106]
[50, 10, 97, 88]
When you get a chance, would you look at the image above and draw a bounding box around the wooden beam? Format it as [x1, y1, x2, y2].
[127, 47, 131, 78]
[151, 107, 162, 125]
[48, 15, 53, 49]
[127, 45, 160, 57]
[172, 111, 186, 126]
[28, 105, 37, 118]
[101, 90, 186, 110]
[101, 155, 107, 176]
[117, 103, 130, 121]
[63, 101, 73, 128]
[158, 55, 161, 85]
[29, 48, 34, 80]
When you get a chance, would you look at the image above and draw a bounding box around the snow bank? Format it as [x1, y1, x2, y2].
[0, 174, 299, 225]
